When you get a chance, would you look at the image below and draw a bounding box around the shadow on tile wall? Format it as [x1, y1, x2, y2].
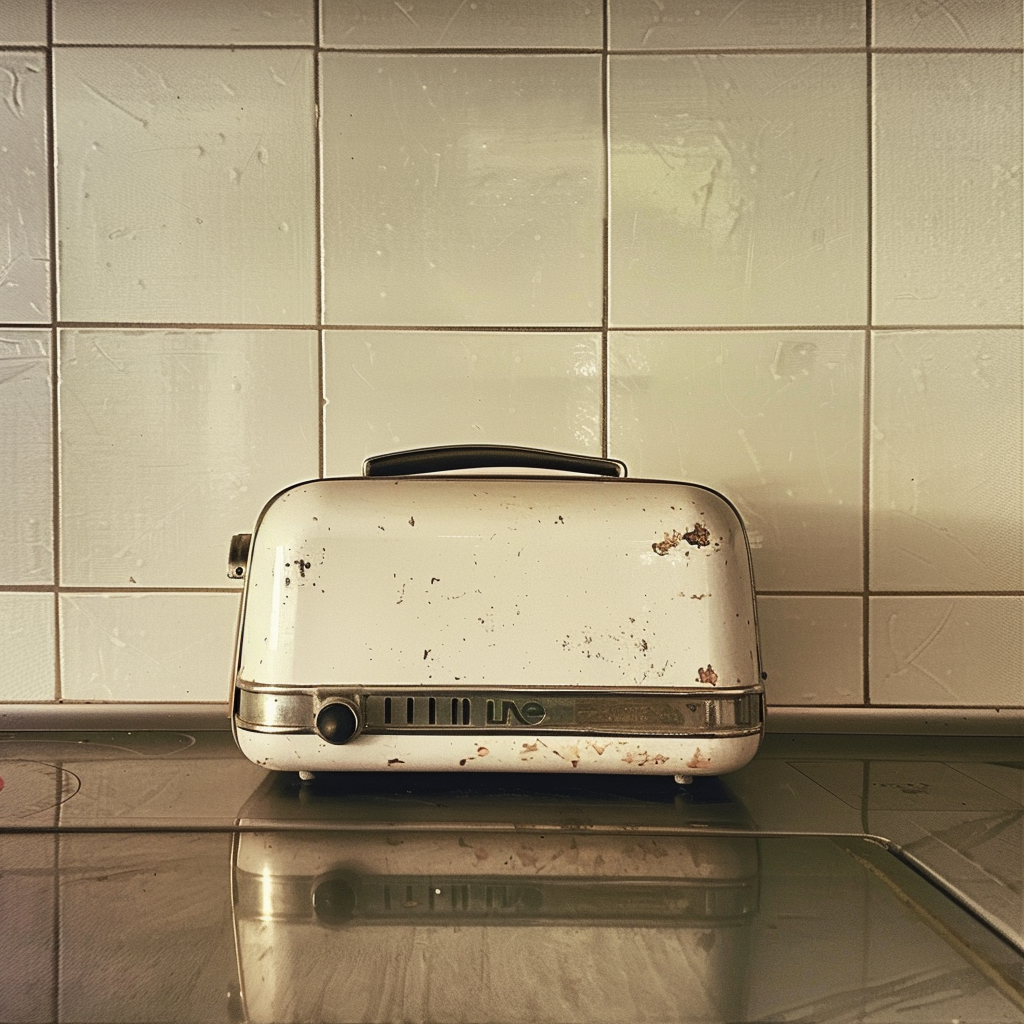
[0, 0, 1021, 715]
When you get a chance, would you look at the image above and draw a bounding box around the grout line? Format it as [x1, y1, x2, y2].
[314, 2, 326, 480]
[871, 46, 1023, 54]
[313, 27, 324, 329]
[51, 324, 60, 701]
[49, 41, 319, 50]
[866, 52, 874, 330]
[45, 10, 64, 703]
[19, 321, 1024, 333]
[54, 587, 244, 595]
[610, 46, 865, 55]
[862, 330, 872, 705]
[600, 0, 610, 459]
[863, 6, 872, 707]
[320, 46, 605, 55]
[868, 591, 1024, 598]
[33, 42, 1024, 55]
[757, 590, 868, 598]
[318, 330, 326, 478]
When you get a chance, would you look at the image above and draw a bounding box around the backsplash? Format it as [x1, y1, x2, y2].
[1, 0, 1021, 722]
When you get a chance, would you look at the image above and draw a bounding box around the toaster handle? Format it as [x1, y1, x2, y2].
[363, 445, 627, 478]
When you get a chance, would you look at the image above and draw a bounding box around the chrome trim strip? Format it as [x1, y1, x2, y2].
[234, 684, 764, 739]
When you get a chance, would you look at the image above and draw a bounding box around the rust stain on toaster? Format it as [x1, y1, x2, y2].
[408, 516, 415, 526]
[687, 748, 712, 770]
[653, 522, 710, 554]
[621, 749, 669, 768]
[683, 523, 711, 547]
[652, 529, 684, 555]
[697, 665, 718, 685]
[387, 758, 405, 766]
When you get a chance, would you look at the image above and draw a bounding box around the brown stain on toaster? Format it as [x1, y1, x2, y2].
[387, 758, 405, 766]
[697, 665, 718, 685]
[652, 529, 683, 555]
[683, 523, 711, 548]
[620, 749, 669, 768]
[653, 522, 711, 555]
[687, 748, 712, 770]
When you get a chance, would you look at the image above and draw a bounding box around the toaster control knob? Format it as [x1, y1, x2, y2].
[316, 701, 360, 744]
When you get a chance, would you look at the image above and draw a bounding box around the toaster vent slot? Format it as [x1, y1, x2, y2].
[365, 694, 477, 729]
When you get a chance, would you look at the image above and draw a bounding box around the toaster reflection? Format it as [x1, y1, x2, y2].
[231, 828, 759, 1024]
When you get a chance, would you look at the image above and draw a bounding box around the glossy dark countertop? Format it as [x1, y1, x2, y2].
[0, 732, 1021, 1023]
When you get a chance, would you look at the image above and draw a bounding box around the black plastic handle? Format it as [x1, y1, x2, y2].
[363, 445, 627, 479]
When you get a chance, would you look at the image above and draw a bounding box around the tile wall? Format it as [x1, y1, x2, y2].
[0, 0, 1021, 719]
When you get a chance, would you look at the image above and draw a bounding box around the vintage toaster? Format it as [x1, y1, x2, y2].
[228, 445, 764, 779]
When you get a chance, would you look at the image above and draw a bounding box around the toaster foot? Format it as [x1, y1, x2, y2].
[674, 774, 693, 786]
[298, 770, 316, 782]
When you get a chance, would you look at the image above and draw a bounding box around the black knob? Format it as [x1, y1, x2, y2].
[312, 876, 357, 926]
[316, 702, 359, 744]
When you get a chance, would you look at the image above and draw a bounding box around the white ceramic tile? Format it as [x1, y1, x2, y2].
[60, 593, 240, 701]
[609, 0, 865, 50]
[869, 596, 1024, 707]
[757, 596, 863, 705]
[322, 0, 602, 49]
[870, 330, 1024, 591]
[59, 330, 319, 588]
[0, 592, 55, 700]
[874, 54, 1023, 326]
[0, 0, 47, 45]
[54, 0, 314, 44]
[873, 0, 1023, 48]
[54, 49, 316, 325]
[0, 330, 51, 584]
[321, 54, 604, 327]
[0, 51, 50, 323]
[609, 331, 864, 590]
[324, 331, 602, 474]
[608, 54, 867, 328]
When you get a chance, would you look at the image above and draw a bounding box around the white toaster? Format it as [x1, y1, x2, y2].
[228, 446, 764, 779]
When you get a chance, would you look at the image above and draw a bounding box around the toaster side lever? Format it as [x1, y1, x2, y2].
[228, 533, 252, 580]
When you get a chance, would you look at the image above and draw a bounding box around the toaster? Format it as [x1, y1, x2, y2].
[228, 446, 764, 780]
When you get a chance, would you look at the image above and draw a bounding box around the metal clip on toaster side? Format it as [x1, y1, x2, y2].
[228, 445, 764, 779]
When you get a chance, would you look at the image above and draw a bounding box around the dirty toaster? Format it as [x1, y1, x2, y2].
[228, 446, 764, 780]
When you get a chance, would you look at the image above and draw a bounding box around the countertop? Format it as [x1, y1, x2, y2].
[1, 731, 1021, 1022]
